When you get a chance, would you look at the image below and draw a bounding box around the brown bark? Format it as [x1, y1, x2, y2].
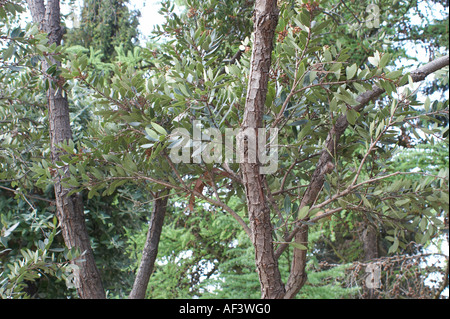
[239, 0, 285, 299]
[26, 0, 105, 299]
[129, 192, 168, 299]
[362, 224, 378, 262]
[362, 223, 378, 299]
[241, 0, 448, 299]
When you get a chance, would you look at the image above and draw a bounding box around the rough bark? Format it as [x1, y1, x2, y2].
[240, 0, 448, 299]
[362, 224, 378, 262]
[239, 0, 285, 299]
[27, 0, 105, 299]
[362, 223, 378, 299]
[129, 192, 168, 299]
[283, 227, 308, 298]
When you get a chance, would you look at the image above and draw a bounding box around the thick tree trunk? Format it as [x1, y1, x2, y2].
[27, 0, 105, 299]
[239, 0, 285, 299]
[129, 192, 168, 299]
[241, 0, 448, 299]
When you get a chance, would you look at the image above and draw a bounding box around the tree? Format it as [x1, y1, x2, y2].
[238, 0, 293, 299]
[25, 0, 105, 298]
[230, 0, 449, 298]
[62, 0, 447, 299]
[64, 0, 140, 63]
[2, 0, 448, 299]
[129, 191, 168, 298]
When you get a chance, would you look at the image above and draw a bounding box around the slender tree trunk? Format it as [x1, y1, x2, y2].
[362, 224, 378, 262]
[129, 192, 168, 299]
[26, 0, 105, 299]
[239, 0, 285, 299]
[282, 54, 450, 298]
[362, 223, 378, 299]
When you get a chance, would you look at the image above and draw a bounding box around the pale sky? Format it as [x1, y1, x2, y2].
[125, 0, 166, 41]
[19, 0, 166, 41]
[58, 0, 166, 42]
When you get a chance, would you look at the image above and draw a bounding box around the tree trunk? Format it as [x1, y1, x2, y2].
[362, 223, 378, 299]
[26, 0, 105, 299]
[362, 224, 378, 262]
[281, 55, 449, 298]
[239, 0, 285, 299]
[129, 192, 168, 299]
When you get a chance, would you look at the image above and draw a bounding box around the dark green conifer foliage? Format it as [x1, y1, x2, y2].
[64, 0, 140, 62]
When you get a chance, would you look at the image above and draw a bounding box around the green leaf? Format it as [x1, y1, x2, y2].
[419, 218, 428, 232]
[36, 44, 47, 52]
[346, 64, 357, 79]
[298, 205, 309, 219]
[353, 82, 367, 93]
[3, 44, 16, 60]
[124, 154, 138, 173]
[289, 242, 308, 250]
[424, 96, 431, 112]
[385, 69, 403, 80]
[88, 188, 99, 199]
[390, 99, 397, 117]
[335, 91, 358, 106]
[145, 127, 159, 141]
[284, 195, 291, 215]
[151, 122, 167, 136]
[299, 10, 310, 27]
[91, 167, 103, 180]
[68, 176, 80, 187]
[395, 198, 410, 206]
[323, 49, 332, 62]
[296, 62, 306, 81]
[346, 108, 358, 125]
[312, 20, 331, 33]
[361, 194, 372, 208]
[388, 237, 399, 254]
[379, 53, 391, 68]
[398, 74, 409, 86]
[297, 121, 312, 140]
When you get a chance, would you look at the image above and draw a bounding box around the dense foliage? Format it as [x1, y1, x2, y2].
[64, 0, 141, 63]
[1, 0, 448, 298]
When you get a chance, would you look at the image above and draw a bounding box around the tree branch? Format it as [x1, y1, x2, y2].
[281, 55, 449, 297]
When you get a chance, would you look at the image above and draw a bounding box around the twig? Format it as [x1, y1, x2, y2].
[434, 257, 449, 299]
[163, 152, 188, 189]
[0, 185, 55, 204]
